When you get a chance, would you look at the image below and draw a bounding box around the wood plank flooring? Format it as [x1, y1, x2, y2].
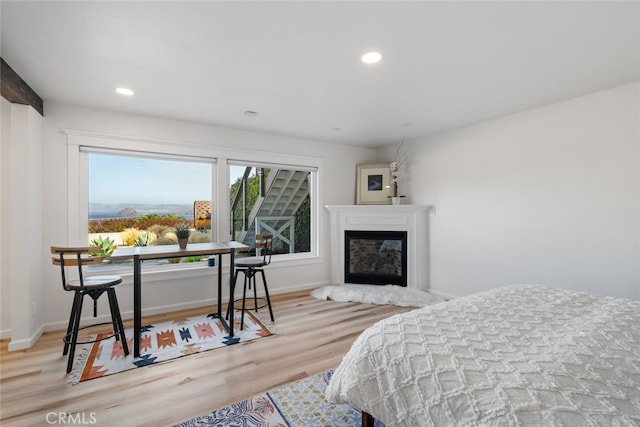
[0, 290, 413, 426]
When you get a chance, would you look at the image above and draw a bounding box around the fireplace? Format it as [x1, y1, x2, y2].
[326, 204, 430, 290]
[345, 230, 407, 286]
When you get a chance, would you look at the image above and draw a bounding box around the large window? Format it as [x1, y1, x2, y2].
[66, 131, 320, 275]
[229, 162, 312, 257]
[85, 149, 214, 267]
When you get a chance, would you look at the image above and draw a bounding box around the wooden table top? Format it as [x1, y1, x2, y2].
[110, 241, 250, 261]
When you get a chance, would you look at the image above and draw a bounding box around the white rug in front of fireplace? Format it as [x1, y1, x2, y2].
[311, 284, 444, 308]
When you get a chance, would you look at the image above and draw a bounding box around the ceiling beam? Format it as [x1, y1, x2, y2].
[1, 57, 43, 116]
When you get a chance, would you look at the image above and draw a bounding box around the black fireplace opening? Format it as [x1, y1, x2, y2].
[344, 230, 407, 286]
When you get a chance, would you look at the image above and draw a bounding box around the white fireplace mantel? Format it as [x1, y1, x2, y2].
[325, 204, 430, 290]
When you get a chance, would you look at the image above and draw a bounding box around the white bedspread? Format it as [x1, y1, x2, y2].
[326, 285, 640, 426]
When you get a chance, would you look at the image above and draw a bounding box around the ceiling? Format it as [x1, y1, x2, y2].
[1, 1, 639, 148]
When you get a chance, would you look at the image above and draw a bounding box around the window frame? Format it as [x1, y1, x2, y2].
[64, 130, 322, 278]
[227, 159, 317, 260]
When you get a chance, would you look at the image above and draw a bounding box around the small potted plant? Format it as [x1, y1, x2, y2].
[175, 224, 191, 249]
[89, 235, 116, 262]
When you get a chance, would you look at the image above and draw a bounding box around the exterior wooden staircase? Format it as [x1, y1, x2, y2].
[231, 168, 310, 253]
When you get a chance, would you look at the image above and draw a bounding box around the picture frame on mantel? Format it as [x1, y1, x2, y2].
[356, 163, 391, 205]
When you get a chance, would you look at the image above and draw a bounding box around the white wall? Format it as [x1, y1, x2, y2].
[0, 97, 10, 339]
[32, 102, 376, 341]
[381, 82, 640, 300]
[0, 100, 45, 348]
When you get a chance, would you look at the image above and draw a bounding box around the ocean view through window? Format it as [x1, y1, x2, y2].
[87, 151, 213, 267]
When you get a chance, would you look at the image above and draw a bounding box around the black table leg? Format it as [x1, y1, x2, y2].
[133, 255, 141, 357]
[217, 253, 223, 319]
[228, 249, 235, 338]
[215, 251, 235, 338]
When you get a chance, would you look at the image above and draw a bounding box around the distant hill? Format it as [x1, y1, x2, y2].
[118, 207, 138, 217]
[89, 203, 193, 220]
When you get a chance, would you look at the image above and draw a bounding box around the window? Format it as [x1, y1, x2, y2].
[85, 149, 214, 268]
[65, 130, 321, 276]
[229, 162, 313, 258]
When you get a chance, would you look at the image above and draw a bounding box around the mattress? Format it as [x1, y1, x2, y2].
[326, 285, 640, 426]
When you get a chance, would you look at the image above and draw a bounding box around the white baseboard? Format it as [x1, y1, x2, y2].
[41, 299, 222, 333]
[7, 325, 44, 351]
[270, 281, 328, 295]
[10, 281, 330, 349]
[427, 288, 459, 301]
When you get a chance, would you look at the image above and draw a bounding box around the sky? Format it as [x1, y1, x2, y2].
[89, 153, 212, 205]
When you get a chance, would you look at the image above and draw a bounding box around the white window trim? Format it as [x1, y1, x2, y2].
[64, 130, 322, 277]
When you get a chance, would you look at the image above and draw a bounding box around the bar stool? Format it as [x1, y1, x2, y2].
[51, 246, 129, 373]
[227, 234, 275, 329]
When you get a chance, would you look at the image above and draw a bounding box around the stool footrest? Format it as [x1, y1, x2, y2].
[62, 321, 125, 346]
[231, 297, 269, 310]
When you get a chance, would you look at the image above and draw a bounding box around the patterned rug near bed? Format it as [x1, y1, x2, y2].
[68, 311, 273, 384]
[175, 370, 383, 427]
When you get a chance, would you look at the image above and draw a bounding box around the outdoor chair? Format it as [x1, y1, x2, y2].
[51, 246, 129, 373]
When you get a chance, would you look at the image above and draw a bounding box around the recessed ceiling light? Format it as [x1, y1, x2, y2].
[361, 51, 382, 64]
[115, 87, 135, 96]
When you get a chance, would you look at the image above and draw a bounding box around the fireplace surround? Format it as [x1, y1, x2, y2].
[326, 205, 430, 290]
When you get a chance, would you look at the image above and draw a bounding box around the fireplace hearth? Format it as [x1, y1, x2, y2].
[345, 230, 407, 286]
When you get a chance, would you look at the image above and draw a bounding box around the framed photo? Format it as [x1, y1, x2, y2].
[356, 163, 391, 205]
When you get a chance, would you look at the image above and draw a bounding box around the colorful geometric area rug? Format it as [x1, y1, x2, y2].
[68, 311, 273, 384]
[175, 370, 384, 427]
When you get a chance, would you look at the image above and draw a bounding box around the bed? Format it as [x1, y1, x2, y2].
[326, 285, 640, 426]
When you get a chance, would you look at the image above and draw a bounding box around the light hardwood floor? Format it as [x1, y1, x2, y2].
[1, 290, 412, 426]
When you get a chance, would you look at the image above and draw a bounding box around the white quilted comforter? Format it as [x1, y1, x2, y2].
[326, 285, 640, 426]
